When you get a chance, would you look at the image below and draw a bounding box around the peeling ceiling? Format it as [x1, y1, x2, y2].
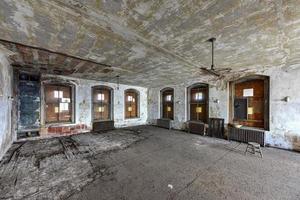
[0, 0, 300, 87]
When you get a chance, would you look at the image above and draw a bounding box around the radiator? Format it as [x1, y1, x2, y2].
[93, 120, 114, 132]
[228, 126, 265, 146]
[208, 118, 225, 139]
[188, 121, 205, 135]
[157, 119, 172, 129]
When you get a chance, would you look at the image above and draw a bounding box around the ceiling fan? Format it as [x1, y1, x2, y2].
[200, 37, 231, 77]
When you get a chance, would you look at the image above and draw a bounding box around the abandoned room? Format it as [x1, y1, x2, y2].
[0, 0, 300, 199]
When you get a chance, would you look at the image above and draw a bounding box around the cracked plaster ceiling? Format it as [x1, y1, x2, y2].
[0, 0, 300, 87]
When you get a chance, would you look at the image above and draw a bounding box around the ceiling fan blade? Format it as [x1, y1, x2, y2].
[200, 67, 220, 77]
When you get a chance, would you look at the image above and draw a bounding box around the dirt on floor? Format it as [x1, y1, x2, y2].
[0, 126, 300, 200]
[0, 128, 146, 200]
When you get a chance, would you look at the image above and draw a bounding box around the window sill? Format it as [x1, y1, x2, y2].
[93, 119, 114, 122]
[230, 125, 266, 132]
[44, 122, 76, 127]
[125, 117, 140, 120]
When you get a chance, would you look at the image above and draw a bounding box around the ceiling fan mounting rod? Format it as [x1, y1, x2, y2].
[208, 37, 216, 70]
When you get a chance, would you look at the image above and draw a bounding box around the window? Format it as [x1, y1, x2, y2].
[92, 86, 112, 121]
[188, 84, 209, 123]
[45, 84, 73, 123]
[125, 89, 139, 118]
[230, 76, 270, 129]
[161, 88, 174, 120]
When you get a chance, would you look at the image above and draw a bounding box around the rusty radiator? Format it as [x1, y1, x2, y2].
[157, 119, 172, 129]
[188, 121, 205, 135]
[228, 127, 265, 146]
[92, 120, 114, 132]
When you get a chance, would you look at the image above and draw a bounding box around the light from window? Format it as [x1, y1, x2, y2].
[54, 106, 59, 113]
[247, 107, 254, 115]
[165, 95, 172, 102]
[128, 106, 133, 112]
[167, 106, 172, 112]
[98, 106, 105, 112]
[195, 92, 203, 100]
[196, 106, 202, 113]
[97, 93, 105, 101]
[59, 103, 69, 111]
[128, 95, 135, 102]
[243, 88, 254, 97]
[62, 98, 70, 103]
[54, 90, 63, 98]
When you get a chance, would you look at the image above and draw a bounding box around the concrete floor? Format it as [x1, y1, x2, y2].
[0, 126, 300, 200]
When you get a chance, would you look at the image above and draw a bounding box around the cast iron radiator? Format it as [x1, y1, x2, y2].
[228, 127, 265, 146]
[188, 121, 205, 135]
[208, 118, 225, 139]
[93, 120, 115, 132]
[157, 119, 172, 129]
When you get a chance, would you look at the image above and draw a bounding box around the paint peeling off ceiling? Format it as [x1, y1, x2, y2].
[0, 0, 300, 87]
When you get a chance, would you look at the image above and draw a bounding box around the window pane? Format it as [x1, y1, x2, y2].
[46, 103, 59, 123]
[45, 85, 59, 103]
[93, 89, 110, 103]
[45, 84, 73, 123]
[191, 88, 206, 103]
[162, 90, 174, 120]
[194, 92, 203, 101]
[190, 104, 207, 121]
[125, 91, 138, 118]
[92, 88, 111, 121]
[234, 79, 265, 128]
[189, 86, 208, 123]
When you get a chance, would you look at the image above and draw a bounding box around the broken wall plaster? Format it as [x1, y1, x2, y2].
[0, 50, 14, 160]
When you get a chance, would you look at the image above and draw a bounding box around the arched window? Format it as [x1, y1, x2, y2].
[188, 83, 209, 123]
[44, 83, 74, 123]
[161, 88, 174, 120]
[125, 89, 139, 119]
[92, 86, 113, 121]
[230, 75, 269, 130]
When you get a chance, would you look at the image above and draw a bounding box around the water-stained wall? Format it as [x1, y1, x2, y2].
[0, 50, 14, 160]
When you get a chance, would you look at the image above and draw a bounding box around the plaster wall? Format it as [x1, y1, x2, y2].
[148, 82, 228, 130]
[0, 52, 14, 160]
[37, 74, 148, 135]
[148, 67, 300, 151]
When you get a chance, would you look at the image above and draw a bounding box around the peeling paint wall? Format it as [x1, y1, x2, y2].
[148, 81, 228, 130]
[265, 67, 300, 151]
[148, 66, 300, 152]
[0, 51, 14, 160]
[25, 74, 148, 137]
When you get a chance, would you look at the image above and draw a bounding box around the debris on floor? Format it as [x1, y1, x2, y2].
[0, 129, 145, 200]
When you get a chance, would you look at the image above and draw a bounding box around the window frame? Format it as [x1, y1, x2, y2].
[160, 88, 174, 120]
[43, 82, 75, 125]
[124, 89, 139, 119]
[229, 75, 270, 130]
[91, 86, 113, 122]
[187, 83, 209, 123]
